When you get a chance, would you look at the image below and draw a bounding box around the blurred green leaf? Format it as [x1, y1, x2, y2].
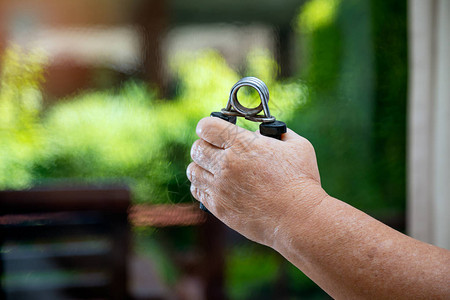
[1, 47, 307, 204]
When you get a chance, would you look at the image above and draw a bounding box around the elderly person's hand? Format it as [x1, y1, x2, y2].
[186, 116, 450, 299]
[186, 117, 327, 247]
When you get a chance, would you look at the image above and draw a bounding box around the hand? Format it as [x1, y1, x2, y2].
[187, 118, 450, 299]
[187, 117, 328, 247]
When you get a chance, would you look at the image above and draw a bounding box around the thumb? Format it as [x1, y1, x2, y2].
[196, 117, 254, 149]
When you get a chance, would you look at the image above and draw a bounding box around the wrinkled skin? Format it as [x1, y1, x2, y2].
[186, 117, 450, 299]
[186, 117, 327, 247]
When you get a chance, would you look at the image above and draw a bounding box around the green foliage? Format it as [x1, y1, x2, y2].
[134, 227, 180, 285]
[370, 0, 408, 214]
[1, 47, 308, 204]
[225, 245, 279, 299]
[0, 0, 408, 297]
[293, 0, 407, 214]
[38, 83, 173, 203]
[0, 46, 47, 188]
[297, 0, 340, 34]
[225, 244, 330, 299]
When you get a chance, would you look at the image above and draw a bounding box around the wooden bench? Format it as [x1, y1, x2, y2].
[0, 186, 130, 299]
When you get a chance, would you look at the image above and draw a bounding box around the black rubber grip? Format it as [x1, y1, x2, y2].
[210, 111, 237, 124]
[259, 121, 287, 140]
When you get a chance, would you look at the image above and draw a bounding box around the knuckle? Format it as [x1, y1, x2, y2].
[190, 184, 203, 201]
[304, 139, 315, 153]
[186, 163, 195, 181]
[190, 184, 197, 198]
[188, 164, 205, 185]
[190, 139, 202, 160]
[295, 136, 314, 153]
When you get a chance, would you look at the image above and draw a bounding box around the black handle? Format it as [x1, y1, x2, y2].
[210, 111, 237, 124]
[259, 120, 287, 140]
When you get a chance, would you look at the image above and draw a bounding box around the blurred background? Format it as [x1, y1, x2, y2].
[0, 0, 448, 299]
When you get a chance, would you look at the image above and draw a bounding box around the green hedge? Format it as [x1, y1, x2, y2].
[0, 48, 307, 204]
[291, 0, 407, 214]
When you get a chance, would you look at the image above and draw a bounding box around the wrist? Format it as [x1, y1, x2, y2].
[270, 181, 328, 252]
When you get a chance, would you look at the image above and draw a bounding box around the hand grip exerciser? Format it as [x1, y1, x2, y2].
[199, 77, 286, 212]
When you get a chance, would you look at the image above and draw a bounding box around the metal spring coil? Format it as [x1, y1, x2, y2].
[222, 76, 275, 123]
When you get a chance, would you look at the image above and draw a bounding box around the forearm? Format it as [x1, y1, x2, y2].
[275, 194, 450, 299]
[189, 119, 449, 298]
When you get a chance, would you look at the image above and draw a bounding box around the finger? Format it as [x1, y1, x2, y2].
[190, 184, 211, 208]
[186, 162, 214, 189]
[196, 117, 254, 149]
[190, 139, 224, 174]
